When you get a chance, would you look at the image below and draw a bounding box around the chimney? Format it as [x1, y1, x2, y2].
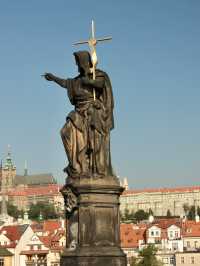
[24, 160, 28, 176]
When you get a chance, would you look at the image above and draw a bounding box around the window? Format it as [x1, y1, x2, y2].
[181, 257, 184, 264]
[156, 231, 159, 236]
[187, 241, 191, 248]
[191, 257, 194, 264]
[170, 257, 174, 264]
[151, 231, 154, 236]
[172, 242, 178, 251]
[175, 231, 179, 238]
[195, 241, 198, 248]
[0, 258, 4, 266]
[162, 258, 168, 264]
[38, 244, 41, 250]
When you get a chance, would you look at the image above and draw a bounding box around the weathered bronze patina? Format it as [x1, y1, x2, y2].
[44, 51, 114, 178]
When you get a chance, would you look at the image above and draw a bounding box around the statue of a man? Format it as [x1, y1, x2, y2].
[44, 50, 114, 178]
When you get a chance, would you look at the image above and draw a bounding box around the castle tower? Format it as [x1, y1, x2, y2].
[122, 177, 129, 191]
[24, 160, 28, 176]
[1, 146, 16, 191]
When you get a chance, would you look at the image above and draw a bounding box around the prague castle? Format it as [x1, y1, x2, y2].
[120, 178, 200, 217]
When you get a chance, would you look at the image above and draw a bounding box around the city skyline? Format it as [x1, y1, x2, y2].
[1, 1, 200, 188]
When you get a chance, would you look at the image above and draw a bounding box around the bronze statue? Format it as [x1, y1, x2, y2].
[44, 21, 114, 179]
[44, 51, 114, 178]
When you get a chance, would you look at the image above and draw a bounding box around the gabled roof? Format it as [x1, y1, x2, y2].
[0, 224, 29, 248]
[14, 173, 56, 186]
[148, 218, 181, 230]
[0, 224, 29, 242]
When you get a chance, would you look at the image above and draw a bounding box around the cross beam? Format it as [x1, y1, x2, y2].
[73, 20, 112, 100]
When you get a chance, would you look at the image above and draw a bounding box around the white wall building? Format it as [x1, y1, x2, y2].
[120, 185, 200, 216]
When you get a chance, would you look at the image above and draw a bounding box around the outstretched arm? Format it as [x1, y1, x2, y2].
[43, 73, 68, 88]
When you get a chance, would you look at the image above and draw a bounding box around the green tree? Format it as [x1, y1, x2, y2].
[166, 209, 172, 218]
[28, 202, 58, 220]
[188, 205, 196, 220]
[134, 209, 149, 222]
[129, 256, 138, 266]
[7, 202, 24, 219]
[137, 245, 163, 266]
[124, 208, 130, 221]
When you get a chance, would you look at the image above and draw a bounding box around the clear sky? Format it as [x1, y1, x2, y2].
[0, 1, 200, 189]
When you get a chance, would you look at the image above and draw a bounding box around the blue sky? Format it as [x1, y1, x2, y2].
[0, 1, 200, 188]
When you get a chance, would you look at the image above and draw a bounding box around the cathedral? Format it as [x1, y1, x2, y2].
[0, 149, 63, 212]
[0, 150, 56, 191]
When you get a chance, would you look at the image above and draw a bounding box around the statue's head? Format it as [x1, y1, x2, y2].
[73, 51, 92, 75]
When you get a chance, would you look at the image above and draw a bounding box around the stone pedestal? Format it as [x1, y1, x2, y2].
[60, 176, 127, 266]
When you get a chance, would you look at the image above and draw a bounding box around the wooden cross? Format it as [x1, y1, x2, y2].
[73, 20, 112, 100]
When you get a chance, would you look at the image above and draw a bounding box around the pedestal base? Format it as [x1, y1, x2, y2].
[60, 175, 127, 266]
[60, 247, 126, 266]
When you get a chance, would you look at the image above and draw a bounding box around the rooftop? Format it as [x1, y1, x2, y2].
[8, 184, 61, 197]
[14, 173, 57, 186]
[123, 185, 200, 195]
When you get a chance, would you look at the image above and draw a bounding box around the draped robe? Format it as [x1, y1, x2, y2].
[60, 52, 114, 178]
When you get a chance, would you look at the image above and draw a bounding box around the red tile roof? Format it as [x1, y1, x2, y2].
[149, 218, 181, 229]
[31, 220, 65, 250]
[38, 236, 51, 247]
[123, 186, 200, 195]
[182, 221, 200, 237]
[7, 184, 61, 197]
[0, 225, 28, 242]
[43, 220, 62, 233]
[120, 223, 146, 248]
[0, 225, 29, 248]
[31, 220, 62, 234]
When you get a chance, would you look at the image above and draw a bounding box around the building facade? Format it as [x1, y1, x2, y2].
[0, 150, 64, 213]
[120, 185, 200, 217]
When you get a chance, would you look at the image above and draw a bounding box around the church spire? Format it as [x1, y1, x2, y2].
[24, 160, 28, 176]
[5, 145, 14, 169]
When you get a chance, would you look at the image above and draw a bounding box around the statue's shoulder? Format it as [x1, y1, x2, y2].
[96, 69, 109, 78]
